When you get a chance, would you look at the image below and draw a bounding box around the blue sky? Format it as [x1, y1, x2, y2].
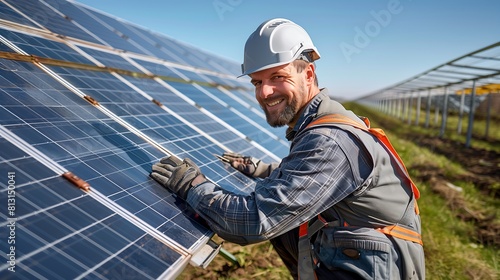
[75, 0, 500, 100]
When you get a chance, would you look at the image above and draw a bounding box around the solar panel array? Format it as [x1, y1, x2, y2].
[430, 94, 486, 114]
[360, 41, 500, 102]
[0, 0, 289, 279]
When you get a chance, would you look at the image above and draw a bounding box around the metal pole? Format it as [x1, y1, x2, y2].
[388, 99, 393, 116]
[415, 91, 421, 126]
[439, 87, 449, 138]
[425, 89, 431, 128]
[407, 93, 413, 125]
[397, 96, 402, 119]
[392, 98, 397, 116]
[401, 96, 405, 121]
[434, 105, 439, 126]
[465, 80, 476, 148]
[457, 90, 466, 134]
[485, 91, 495, 139]
[401, 97, 408, 121]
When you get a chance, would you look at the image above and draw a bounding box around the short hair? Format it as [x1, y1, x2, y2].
[292, 60, 318, 87]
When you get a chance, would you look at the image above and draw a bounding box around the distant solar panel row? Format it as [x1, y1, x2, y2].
[0, 0, 289, 278]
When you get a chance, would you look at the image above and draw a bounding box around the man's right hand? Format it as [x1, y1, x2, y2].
[220, 152, 278, 179]
[220, 152, 260, 177]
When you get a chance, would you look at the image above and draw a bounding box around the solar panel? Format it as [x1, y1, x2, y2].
[0, 0, 288, 278]
[0, 126, 191, 279]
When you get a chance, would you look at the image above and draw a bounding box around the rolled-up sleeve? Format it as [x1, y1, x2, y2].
[187, 128, 370, 245]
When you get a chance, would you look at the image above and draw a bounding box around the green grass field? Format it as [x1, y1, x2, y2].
[180, 102, 499, 280]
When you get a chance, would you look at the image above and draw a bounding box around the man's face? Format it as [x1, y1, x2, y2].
[249, 63, 309, 128]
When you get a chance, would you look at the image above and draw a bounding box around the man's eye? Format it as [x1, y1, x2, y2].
[272, 76, 285, 81]
[252, 81, 262, 87]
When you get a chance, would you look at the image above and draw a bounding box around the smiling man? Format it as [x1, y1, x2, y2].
[151, 18, 425, 279]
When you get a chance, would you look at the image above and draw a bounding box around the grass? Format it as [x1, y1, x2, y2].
[180, 102, 499, 280]
[401, 145, 498, 279]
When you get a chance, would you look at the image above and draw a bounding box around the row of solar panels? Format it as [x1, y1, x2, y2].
[359, 41, 500, 102]
[389, 94, 487, 114]
[0, 0, 289, 279]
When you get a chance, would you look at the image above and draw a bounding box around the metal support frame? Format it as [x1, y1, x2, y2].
[465, 80, 477, 148]
[484, 92, 494, 139]
[425, 89, 431, 128]
[397, 96, 402, 119]
[439, 87, 449, 138]
[457, 92, 466, 134]
[415, 91, 421, 126]
[434, 103, 439, 126]
[358, 41, 500, 149]
[407, 93, 413, 125]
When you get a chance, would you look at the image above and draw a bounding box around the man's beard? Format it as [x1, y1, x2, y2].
[263, 97, 299, 127]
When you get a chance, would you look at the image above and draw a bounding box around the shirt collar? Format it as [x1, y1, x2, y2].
[285, 88, 330, 141]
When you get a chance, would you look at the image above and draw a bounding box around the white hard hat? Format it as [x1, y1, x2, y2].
[240, 18, 320, 77]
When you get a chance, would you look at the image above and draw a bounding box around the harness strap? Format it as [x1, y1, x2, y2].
[298, 222, 318, 280]
[297, 114, 423, 279]
[298, 217, 332, 280]
[308, 114, 420, 201]
[377, 225, 423, 245]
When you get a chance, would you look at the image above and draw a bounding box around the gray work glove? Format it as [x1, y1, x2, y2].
[220, 152, 274, 178]
[150, 156, 203, 200]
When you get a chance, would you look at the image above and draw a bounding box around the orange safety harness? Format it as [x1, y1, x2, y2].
[298, 114, 422, 279]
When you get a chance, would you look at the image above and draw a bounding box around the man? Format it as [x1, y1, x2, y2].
[151, 18, 425, 279]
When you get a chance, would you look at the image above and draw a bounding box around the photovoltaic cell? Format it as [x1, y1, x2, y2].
[0, 0, 290, 278]
[4, 0, 103, 45]
[1, 29, 93, 65]
[0, 1, 39, 28]
[57, 0, 148, 54]
[77, 45, 144, 71]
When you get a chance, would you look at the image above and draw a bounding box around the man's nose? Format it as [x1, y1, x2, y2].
[258, 82, 274, 99]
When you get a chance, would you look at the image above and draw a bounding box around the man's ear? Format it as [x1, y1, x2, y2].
[305, 63, 315, 86]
